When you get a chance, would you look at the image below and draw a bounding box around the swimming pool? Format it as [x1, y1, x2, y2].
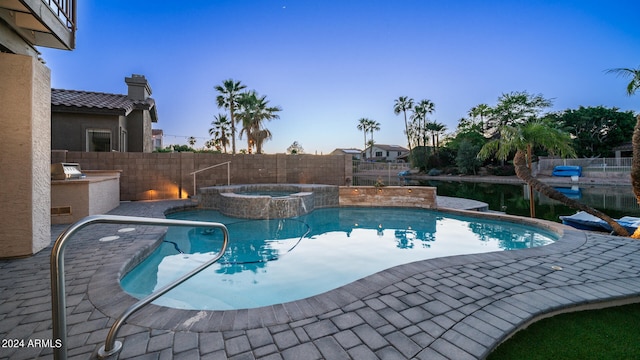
[120, 207, 558, 310]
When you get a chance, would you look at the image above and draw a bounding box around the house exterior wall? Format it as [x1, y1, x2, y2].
[56, 152, 353, 201]
[125, 110, 148, 152]
[0, 53, 51, 258]
[143, 110, 153, 152]
[365, 145, 407, 162]
[52, 112, 127, 151]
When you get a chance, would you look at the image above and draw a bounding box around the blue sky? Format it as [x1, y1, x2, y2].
[40, 1, 640, 154]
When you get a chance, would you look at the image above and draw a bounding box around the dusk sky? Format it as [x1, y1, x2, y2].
[40, 1, 640, 155]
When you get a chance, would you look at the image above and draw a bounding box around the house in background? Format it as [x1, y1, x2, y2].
[152, 129, 164, 150]
[330, 148, 362, 160]
[363, 144, 409, 162]
[51, 74, 158, 152]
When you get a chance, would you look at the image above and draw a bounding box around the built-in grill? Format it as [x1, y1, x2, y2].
[51, 163, 84, 180]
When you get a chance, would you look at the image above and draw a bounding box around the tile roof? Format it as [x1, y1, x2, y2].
[51, 88, 156, 117]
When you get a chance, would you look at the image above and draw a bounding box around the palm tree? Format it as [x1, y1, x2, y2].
[412, 99, 435, 147]
[209, 114, 231, 153]
[357, 118, 372, 159]
[236, 91, 281, 154]
[478, 121, 630, 236]
[393, 96, 414, 152]
[367, 139, 375, 158]
[468, 103, 491, 133]
[425, 121, 447, 152]
[606, 66, 640, 216]
[187, 136, 197, 147]
[606, 66, 640, 95]
[368, 120, 381, 158]
[252, 129, 272, 154]
[409, 107, 426, 147]
[215, 79, 246, 154]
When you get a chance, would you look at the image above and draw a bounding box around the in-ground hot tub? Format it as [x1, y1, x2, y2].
[199, 184, 339, 219]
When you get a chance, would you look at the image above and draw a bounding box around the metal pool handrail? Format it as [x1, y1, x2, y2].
[189, 161, 231, 195]
[50, 215, 229, 360]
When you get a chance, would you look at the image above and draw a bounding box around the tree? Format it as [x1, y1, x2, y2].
[546, 106, 635, 158]
[209, 113, 232, 153]
[287, 141, 304, 154]
[426, 121, 447, 153]
[606, 66, 640, 95]
[456, 140, 482, 175]
[478, 120, 630, 236]
[393, 96, 414, 152]
[368, 120, 381, 158]
[468, 103, 491, 125]
[411, 99, 435, 147]
[236, 91, 281, 154]
[606, 66, 640, 223]
[187, 136, 197, 147]
[215, 79, 246, 154]
[357, 118, 372, 159]
[447, 117, 487, 154]
[485, 91, 552, 137]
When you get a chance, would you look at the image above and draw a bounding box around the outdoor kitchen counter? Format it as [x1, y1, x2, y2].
[51, 171, 121, 225]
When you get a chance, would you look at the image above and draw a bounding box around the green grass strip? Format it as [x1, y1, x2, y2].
[488, 302, 640, 360]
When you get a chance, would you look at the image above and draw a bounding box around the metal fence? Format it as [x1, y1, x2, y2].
[351, 160, 410, 186]
[537, 157, 632, 174]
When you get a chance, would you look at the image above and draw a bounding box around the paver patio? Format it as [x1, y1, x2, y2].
[1, 199, 640, 359]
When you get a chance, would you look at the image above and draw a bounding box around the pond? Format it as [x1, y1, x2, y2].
[414, 180, 640, 222]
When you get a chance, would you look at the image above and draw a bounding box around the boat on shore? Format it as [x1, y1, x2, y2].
[560, 211, 640, 233]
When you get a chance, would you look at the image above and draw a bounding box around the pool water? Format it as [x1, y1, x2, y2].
[120, 207, 558, 310]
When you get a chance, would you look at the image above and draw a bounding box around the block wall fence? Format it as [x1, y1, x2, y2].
[52, 151, 353, 201]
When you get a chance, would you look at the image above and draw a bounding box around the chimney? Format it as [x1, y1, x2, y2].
[125, 74, 152, 100]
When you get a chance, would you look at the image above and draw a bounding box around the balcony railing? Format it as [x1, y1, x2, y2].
[45, 0, 76, 31]
[0, 0, 77, 52]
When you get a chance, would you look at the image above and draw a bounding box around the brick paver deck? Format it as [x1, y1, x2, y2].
[1, 199, 640, 359]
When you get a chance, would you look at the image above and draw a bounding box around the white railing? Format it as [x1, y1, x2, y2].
[538, 157, 631, 173]
[352, 160, 411, 186]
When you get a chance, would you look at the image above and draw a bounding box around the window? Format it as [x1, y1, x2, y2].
[397, 151, 402, 156]
[386, 151, 390, 157]
[375, 151, 383, 157]
[87, 129, 111, 152]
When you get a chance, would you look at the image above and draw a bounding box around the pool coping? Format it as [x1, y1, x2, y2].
[87, 202, 588, 334]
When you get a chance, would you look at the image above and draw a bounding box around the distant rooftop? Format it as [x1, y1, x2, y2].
[51, 89, 157, 122]
[367, 144, 409, 152]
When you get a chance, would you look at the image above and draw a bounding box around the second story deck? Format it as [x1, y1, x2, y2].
[0, 0, 75, 55]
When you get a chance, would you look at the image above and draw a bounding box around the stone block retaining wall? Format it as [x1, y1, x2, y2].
[199, 184, 339, 219]
[52, 151, 352, 201]
[339, 186, 437, 209]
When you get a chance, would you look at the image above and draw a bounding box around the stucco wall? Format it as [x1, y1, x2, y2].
[55, 152, 353, 201]
[51, 174, 120, 225]
[0, 53, 51, 257]
[52, 112, 123, 151]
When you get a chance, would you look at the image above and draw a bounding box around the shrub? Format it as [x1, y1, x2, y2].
[486, 164, 515, 176]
